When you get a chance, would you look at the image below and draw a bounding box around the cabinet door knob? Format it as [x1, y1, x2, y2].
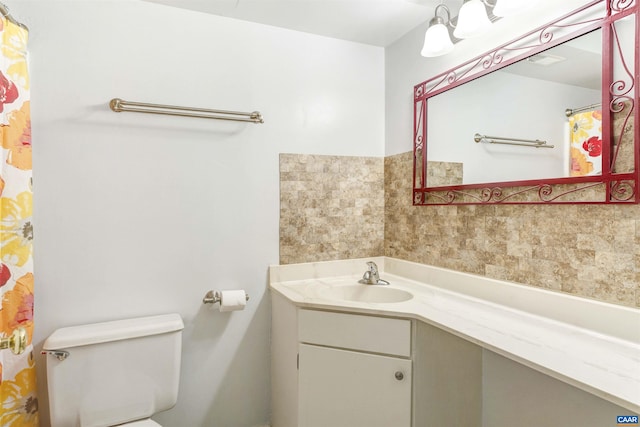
[395, 371, 404, 381]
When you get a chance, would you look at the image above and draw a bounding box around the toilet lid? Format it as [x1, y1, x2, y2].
[119, 420, 161, 427]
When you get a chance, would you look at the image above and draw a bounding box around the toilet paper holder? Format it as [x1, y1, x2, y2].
[202, 290, 250, 305]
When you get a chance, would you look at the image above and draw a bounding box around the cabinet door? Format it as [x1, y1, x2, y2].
[299, 344, 412, 427]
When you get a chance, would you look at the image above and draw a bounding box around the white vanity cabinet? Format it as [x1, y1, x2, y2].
[271, 292, 413, 427]
[271, 258, 640, 425]
[298, 309, 412, 427]
[298, 345, 412, 427]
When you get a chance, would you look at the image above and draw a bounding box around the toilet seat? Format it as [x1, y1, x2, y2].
[118, 419, 161, 427]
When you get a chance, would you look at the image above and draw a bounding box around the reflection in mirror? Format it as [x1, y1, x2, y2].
[427, 30, 602, 185]
[414, 0, 638, 205]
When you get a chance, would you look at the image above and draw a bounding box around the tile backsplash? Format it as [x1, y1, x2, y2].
[279, 153, 384, 264]
[279, 152, 639, 308]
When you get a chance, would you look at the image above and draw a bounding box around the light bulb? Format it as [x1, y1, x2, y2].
[421, 21, 454, 57]
[453, 0, 492, 39]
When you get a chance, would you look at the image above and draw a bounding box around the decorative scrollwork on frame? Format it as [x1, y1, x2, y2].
[415, 135, 423, 151]
[422, 70, 459, 97]
[538, 26, 555, 45]
[416, 182, 610, 205]
[480, 188, 493, 201]
[481, 52, 504, 70]
[479, 187, 504, 202]
[538, 184, 554, 201]
[611, 0, 635, 12]
[611, 80, 632, 98]
[446, 71, 458, 85]
[610, 181, 636, 201]
[610, 95, 632, 113]
[421, 191, 449, 204]
[414, 100, 425, 152]
[610, 94, 633, 170]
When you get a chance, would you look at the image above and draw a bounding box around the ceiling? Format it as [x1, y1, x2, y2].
[500, 28, 602, 90]
[142, 0, 460, 47]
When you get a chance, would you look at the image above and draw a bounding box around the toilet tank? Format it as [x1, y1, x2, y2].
[43, 314, 184, 427]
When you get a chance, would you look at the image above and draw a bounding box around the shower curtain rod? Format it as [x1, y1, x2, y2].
[474, 133, 554, 149]
[0, 3, 27, 30]
[109, 98, 264, 124]
[565, 102, 602, 117]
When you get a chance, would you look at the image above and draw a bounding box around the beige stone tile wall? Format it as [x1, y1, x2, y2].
[279, 153, 385, 264]
[385, 151, 640, 308]
[279, 151, 639, 308]
[427, 161, 463, 187]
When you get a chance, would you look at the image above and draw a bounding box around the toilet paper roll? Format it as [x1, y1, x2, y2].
[219, 290, 247, 312]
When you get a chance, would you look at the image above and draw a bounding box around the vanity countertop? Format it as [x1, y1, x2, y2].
[269, 257, 640, 414]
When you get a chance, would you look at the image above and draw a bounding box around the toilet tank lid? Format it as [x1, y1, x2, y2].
[43, 313, 184, 350]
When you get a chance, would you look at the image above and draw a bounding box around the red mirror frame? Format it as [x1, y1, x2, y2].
[413, 0, 638, 205]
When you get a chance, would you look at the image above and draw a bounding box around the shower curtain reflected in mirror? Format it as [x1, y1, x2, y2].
[0, 11, 37, 427]
[569, 109, 603, 177]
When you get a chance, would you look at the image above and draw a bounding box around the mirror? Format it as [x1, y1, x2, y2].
[428, 30, 602, 185]
[413, 0, 638, 204]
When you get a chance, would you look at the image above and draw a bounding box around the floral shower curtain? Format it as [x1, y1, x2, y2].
[0, 12, 37, 427]
[569, 109, 603, 177]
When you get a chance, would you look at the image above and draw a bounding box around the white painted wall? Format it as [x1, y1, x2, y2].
[6, 1, 384, 426]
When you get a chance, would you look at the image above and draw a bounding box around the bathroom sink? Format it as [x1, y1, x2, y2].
[320, 285, 413, 303]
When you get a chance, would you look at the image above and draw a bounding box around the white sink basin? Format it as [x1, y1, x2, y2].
[320, 285, 413, 303]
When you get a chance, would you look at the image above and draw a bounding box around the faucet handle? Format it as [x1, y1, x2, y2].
[363, 261, 389, 285]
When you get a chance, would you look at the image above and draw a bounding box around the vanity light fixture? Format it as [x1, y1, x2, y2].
[453, 0, 492, 39]
[421, 0, 537, 58]
[421, 4, 455, 57]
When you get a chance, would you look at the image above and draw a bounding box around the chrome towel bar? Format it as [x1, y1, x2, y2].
[474, 133, 554, 149]
[109, 98, 264, 124]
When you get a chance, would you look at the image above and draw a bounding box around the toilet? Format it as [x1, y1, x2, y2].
[42, 313, 184, 427]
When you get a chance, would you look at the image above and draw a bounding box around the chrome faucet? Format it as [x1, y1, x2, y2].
[359, 261, 389, 285]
